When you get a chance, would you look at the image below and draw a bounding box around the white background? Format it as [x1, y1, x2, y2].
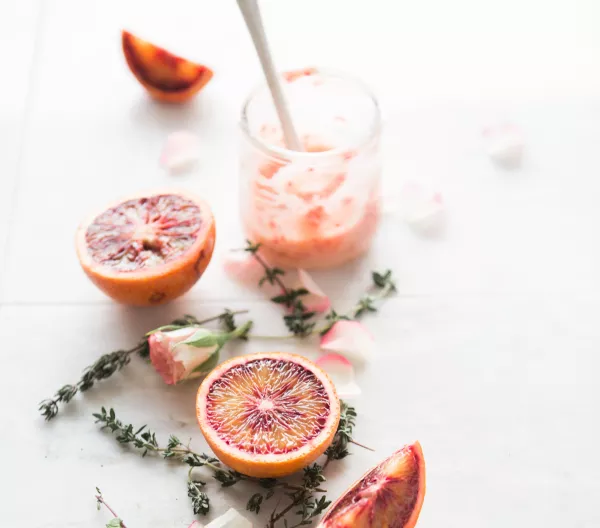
[2, 0, 600, 526]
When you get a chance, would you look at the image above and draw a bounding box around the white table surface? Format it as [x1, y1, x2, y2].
[2, 0, 600, 526]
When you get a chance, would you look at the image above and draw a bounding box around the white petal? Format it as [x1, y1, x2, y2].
[398, 182, 445, 233]
[222, 251, 265, 285]
[174, 342, 218, 377]
[160, 131, 200, 173]
[483, 123, 525, 168]
[320, 321, 376, 362]
[316, 353, 361, 398]
[206, 508, 253, 528]
[296, 269, 331, 313]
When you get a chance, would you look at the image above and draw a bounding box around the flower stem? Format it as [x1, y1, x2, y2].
[249, 333, 298, 340]
[197, 310, 249, 326]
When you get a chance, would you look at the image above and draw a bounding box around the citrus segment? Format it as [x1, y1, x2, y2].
[76, 190, 215, 306]
[317, 442, 426, 528]
[122, 30, 213, 103]
[197, 352, 340, 478]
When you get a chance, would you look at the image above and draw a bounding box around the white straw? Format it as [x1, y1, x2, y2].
[237, 0, 303, 151]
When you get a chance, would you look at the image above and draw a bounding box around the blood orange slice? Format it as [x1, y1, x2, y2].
[317, 442, 426, 528]
[196, 352, 341, 478]
[122, 30, 213, 103]
[76, 190, 216, 306]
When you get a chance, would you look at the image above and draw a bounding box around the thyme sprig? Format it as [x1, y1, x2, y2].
[94, 402, 359, 526]
[245, 240, 317, 337]
[318, 269, 397, 335]
[38, 310, 248, 421]
[243, 240, 396, 338]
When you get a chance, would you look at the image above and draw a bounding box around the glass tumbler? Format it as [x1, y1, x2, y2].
[239, 69, 382, 269]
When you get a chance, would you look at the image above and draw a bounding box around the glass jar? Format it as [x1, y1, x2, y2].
[239, 69, 382, 269]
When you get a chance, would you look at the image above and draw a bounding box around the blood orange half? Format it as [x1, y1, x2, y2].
[317, 442, 426, 528]
[76, 190, 215, 306]
[196, 352, 341, 478]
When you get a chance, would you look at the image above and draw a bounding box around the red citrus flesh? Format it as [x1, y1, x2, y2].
[76, 191, 216, 306]
[317, 442, 426, 528]
[85, 194, 202, 271]
[196, 352, 340, 477]
[122, 30, 213, 103]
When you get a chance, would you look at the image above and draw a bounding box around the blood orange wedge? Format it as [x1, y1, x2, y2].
[317, 442, 426, 528]
[122, 30, 213, 103]
[196, 352, 341, 478]
[76, 190, 216, 306]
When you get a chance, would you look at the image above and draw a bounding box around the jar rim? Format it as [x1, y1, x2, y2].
[239, 68, 381, 163]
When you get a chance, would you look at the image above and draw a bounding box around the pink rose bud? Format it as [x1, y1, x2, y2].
[148, 322, 252, 385]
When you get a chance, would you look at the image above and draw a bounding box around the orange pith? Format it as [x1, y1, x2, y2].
[196, 352, 340, 478]
[122, 30, 213, 103]
[76, 190, 216, 306]
[317, 442, 426, 528]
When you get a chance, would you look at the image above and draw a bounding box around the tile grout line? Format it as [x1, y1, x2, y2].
[0, 0, 46, 301]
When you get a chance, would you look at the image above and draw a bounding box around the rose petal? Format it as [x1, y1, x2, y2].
[222, 251, 265, 284]
[316, 353, 361, 398]
[320, 320, 376, 362]
[160, 130, 200, 173]
[398, 182, 445, 233]
[205, 508, 253, 528]
[296, 269, 331, 313]
[482, 123, 525, 168]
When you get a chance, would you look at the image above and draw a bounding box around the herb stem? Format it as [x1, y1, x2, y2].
[252, 251, 290, 297]
[96, 489, 126, 528]
[269, 495, 305, 526]
[349, 439, 375, 451]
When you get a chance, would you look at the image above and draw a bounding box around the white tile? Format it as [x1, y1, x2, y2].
[5, 0, 600, 304]
[6, 99, 600, 303]
[3, 1, 600, 526]
[0, 0, 40, 297]
[2, 295, 599, 526]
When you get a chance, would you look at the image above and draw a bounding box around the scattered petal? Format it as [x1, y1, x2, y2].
[398, 182, 445, 233]
[222, 250, 265, 285]
[316, 353, 362, 398]
[482, 123, 525, 168]
[205, 508, 253, 528]
[320, 320, 376, 362]
[160, 130, 200, 173]
[296, 269, 331, 313]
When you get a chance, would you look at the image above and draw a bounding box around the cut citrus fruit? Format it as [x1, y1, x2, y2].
[317, 442, 426, 528]
[196, 352, 341, 478]
[122, 30, 213, 103]
[76, 190, 216, 306]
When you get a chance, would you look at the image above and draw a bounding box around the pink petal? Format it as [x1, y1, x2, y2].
[148, 331, 186, 385]
[222, 251, 265, 285]
[398, 182, 445, 233]
[316, 353, 361, 398]
[160, 131, 200, 173]
[320, 320, 376, 362]
[297, 269, 331, 313]
[482, 123, 525, 168]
